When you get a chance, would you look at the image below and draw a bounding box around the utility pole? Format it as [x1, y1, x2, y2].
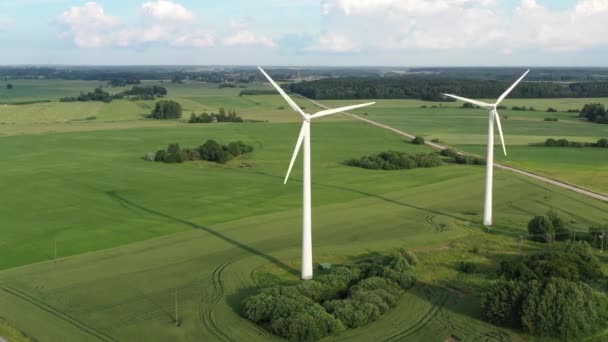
[175, 288, 180, 327]
[54, 239, 57, 262]
[518, 235, 523, 255]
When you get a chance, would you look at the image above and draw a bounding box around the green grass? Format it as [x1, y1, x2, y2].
[323, 98, 608, 194]
[0, 81, 607, 341]
[462, 145, 608, 195]
[0, 120, 607, 341]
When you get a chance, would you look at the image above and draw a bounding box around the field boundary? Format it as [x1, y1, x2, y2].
[296, 94, 608, 203]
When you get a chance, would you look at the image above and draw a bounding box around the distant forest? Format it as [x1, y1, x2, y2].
[3, 66, 608, 84]
[289, 78, 608, 101]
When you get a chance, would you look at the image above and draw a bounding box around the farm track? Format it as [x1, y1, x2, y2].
[200, 257, 245, 342]
[1, 286, 117, 342]
[297, 95, 608, 204]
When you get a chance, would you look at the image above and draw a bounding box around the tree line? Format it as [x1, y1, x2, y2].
[188, 108, 243, 123]
[242, 249, 417, 341]
[60, 85, 167, 103]
[289, 77, 608, 101]
[346, 151, 442, 170]
[149, 140, 254, 164]
[533, 137, 608, 148]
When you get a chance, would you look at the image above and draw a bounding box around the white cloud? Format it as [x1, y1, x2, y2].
[58, 2, 119, 48]
[140, 0, 194, 22]
[58, 1, 217, 49]
[307, 33, 360, 53]
[222, 30, 276, 48]
[315, 0, 608, 54]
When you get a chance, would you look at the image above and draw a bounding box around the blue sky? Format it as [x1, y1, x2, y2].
[0, 0, 606, 66]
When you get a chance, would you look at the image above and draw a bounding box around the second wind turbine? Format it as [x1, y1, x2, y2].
[444, 69, 530, 227]
[259, 67, 375, 280]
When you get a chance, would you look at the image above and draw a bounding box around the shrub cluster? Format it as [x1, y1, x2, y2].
[454, 154, 485, 165]
[511, 106, 537, 111]
[482, 242, 608, 339]
[188, 108, 243, 123]
[242, 250, 417, 341]
[580, 103, 607, 124]
[150, 140, 253, 164]
[543, 117, 558, 121]
[60, 85, 167, 103]
[537, 137, 608, 148]
[346, 151, 442, 170]
[411, 136, 425, 145]
[527, 210, 569, 241]
[148, 100, 182, 119]
[60, 87, 113, 103]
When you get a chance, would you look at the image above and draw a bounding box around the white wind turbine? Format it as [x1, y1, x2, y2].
[443, 70, 530, 227]
[258, 67, 375, 280]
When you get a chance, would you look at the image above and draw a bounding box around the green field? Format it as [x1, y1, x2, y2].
[326, 99, 608, 194]
[0, 81, 607, 341]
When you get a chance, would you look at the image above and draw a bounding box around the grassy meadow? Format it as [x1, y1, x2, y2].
[326, 99, 608, 194]
[0, 80, 607, 341]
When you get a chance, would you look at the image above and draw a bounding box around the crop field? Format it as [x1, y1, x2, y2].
[0, 81, 607, 341]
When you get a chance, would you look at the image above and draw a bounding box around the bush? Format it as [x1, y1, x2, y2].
[189, 108, 243, 123]
[149, 100, 182, 119]
[411, 136, 425, 145]
[152, 140, 253, 164]
[546, 108, 558, 113]
[527, 216, 554, 241]
[439, 148, 458, 157]
[243, 249, 417, 340]
[521, 278, 608, 339]
[544, 117, 558, 121]
[580, 103, 607, 124]
[457, 261, 477, 273]
[346, 151, 441, 170]
[547, 210, 569, 240]
[454, 154, 485, 165]
[482, 279, 528, 327]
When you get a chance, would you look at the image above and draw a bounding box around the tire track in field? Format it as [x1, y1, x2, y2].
[535, 201, 594, 225]
[505, 201, 536, 216]
[380, 290, 449, 342]
[1, 286, 117, 342]
[200, 257, 245, 342]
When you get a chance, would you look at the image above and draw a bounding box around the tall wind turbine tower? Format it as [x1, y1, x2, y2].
[444, 70, 530, 227]
[259, 67, 375, 279]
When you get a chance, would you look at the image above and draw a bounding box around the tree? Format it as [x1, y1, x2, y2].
[527, 216, 554, 241]
[547, 210, 568, 240]
[150, 100, 182, 119]
[580, 103, 607, 124]
[6, 83, 13, 90]
[411, 136, 425, 145]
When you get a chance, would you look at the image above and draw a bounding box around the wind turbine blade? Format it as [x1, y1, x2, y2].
[309, 102, 376, 120]
[495, 69, 530, 105]
[443, 94, 492, 108]
[258, 67, 306, 118]
[284, 123, 306, 184]
[494, 110, 507, 156]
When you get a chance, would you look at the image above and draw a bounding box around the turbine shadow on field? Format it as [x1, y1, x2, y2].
[105, 191, 299, 277]
[252, 170, 468, 223]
